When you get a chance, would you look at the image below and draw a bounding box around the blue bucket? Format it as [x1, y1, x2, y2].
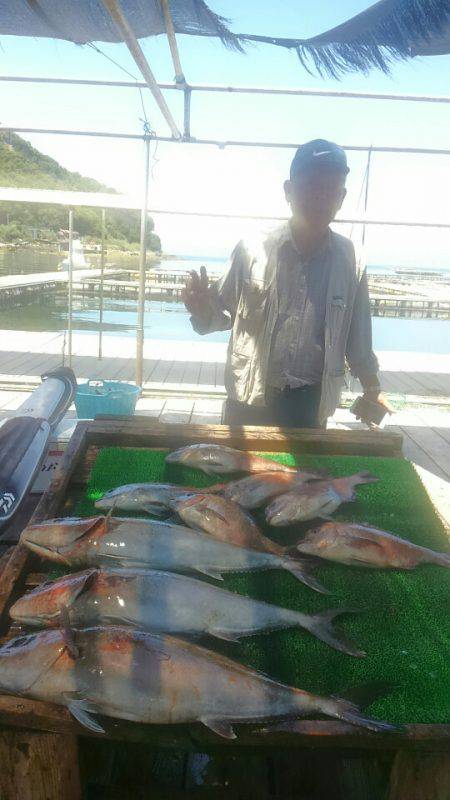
[75, 380, 141, 418]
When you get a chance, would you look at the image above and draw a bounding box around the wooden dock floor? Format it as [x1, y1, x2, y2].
[1, 330, 450, 400]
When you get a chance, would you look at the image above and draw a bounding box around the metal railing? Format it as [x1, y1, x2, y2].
[0, 75, 449, 384]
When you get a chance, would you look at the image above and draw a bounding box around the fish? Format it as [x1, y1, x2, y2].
[296, 521, 450, 570]
[265, 472, 379, 526]
[0, 626, 394, 737]
[21, 516, 327, 593]
[95, 483, 199, 516]
[207, 470, 327, 510]
[171, 493, 284, 555]
[166, 444, 297, 475]
[10, 568, 363, 655]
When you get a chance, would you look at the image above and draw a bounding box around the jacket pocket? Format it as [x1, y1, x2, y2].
[326, 297, 347, 350]
[238, 279, 269, 321]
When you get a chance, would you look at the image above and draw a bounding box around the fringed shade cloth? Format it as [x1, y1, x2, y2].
[1, 0, 449, 75]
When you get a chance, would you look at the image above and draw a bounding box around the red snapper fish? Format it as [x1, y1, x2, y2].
[266, 472, 378, 526]
[296, 521, 450, 570]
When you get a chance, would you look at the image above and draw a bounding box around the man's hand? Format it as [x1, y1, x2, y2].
[362, 390, 394, 416]
[181, 266, 212, 320]
[352, 390, 394, 429]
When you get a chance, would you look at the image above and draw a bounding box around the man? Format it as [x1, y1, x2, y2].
[183, 139, 386, 428]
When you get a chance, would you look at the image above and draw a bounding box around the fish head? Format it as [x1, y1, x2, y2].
[265, 493, 298, 526]
[21, 516, 105, 565]
[95, 484, 148, 510]
[10, 569, 98, 626]
[175, 493, 234, 534]
[299, 522, 341, 555]
[166, 444, 233, 473]
[165, 445, 196, 465]
[0, 628, 69, 695]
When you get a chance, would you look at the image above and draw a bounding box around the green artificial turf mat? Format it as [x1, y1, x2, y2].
[74, 446, 450, 725]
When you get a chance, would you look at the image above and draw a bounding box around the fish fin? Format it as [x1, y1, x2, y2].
[307, 608, 366, 658]
[194, 567, 224, 581]
[200, 718, 236, 739]
[105, 502, 117, 532]
[331, 698, 398, 733]
[66, 697, 105, 734]
[59, 606, 79, 659]
[208, 628, 241, 643]
[140, 502, 168, 517]
[204, 507, 229, 524]
[283, 559, 329, 594]
[355, 471, 379, 485]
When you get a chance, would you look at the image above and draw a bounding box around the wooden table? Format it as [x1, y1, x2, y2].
[0, 418, 448, 799]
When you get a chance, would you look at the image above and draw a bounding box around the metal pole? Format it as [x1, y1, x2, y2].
[67, 209, 74, 367]
[136, 137, 151, 387]
[98, 208, 106, 360]
[100, 0, 182, 139]
[4, 127, 450, 157]
[2, 75, 450, 105]
[361, 147, 373, 254]
[183, 87, 192, 139]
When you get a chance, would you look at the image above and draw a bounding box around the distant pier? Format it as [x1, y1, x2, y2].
[0, 267, 449, 318]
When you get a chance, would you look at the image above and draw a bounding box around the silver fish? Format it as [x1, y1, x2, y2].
[208, 470, 327, 510]
[166, 444, 297, 475]
[0, 626, 394, 737]
[10, 568, 363, 655]
[266, 472, 379, 526]
[21, 516, 327, 592]
[95, 483, 199, 515]
[296, 521, 450, 570]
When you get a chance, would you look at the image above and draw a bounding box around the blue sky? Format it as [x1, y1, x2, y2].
[0, 1, 449, 264]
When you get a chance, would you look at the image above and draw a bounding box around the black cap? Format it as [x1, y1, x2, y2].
[290, 139, 349, 179]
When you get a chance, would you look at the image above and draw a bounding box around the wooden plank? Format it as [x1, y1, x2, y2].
[165, 361, 188, 384]
[143, 359, 161, 384]
[85, 418, 404, 457]
[0, 694, 447, 748]
[198, 361, 216, 389]
[0, 731, 81, 800]
[389, 751, 450, 800]
[215, 361, 225, 387]
[159, 398, 194, 424]
[190, 398, 224, 425]
[147, 359, 174, 384]
[181, 360, 202, 386]
[396, 410, 450, 479]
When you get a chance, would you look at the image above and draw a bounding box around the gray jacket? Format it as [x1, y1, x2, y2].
[191, 223, 378, 424]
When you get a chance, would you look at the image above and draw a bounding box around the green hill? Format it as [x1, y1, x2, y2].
[0, 132, 161, 250]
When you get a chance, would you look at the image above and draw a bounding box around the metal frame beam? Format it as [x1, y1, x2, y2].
[1, 75, 450, 104]
[2, 126, 450, 157]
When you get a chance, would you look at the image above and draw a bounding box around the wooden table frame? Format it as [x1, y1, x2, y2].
[0, 417, 448, 752]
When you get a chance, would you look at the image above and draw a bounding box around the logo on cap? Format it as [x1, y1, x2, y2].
[313, 150, 332, 157]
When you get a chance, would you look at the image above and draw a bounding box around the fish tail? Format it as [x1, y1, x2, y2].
[427, 551, 450, 568]
[283, 558, 329, 594]
[327, 698, 397, 733]
[354, 471, 379, 486]
[305, 609, 366, 658]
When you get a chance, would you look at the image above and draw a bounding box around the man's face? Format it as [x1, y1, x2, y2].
[284, 168, 347, 229]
